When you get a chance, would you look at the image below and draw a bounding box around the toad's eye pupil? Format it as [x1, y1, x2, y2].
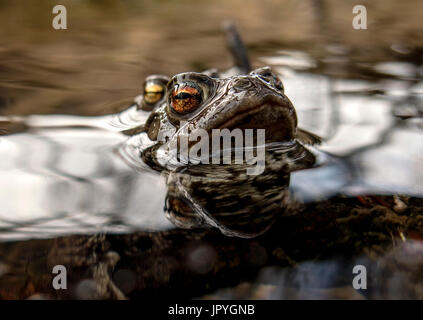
[169, 84, 202, 114]
[174, 92, 192, 100]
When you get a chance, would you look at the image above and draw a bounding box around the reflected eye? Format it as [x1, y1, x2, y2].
[144, 83, 165, 105]
[169, 84, 203, 114]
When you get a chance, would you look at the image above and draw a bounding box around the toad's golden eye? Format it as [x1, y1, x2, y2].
[144, 83, 165, 105]
[169, 84, 202, 114]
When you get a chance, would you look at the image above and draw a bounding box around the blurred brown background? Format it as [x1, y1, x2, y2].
[0, 0, 422, 116]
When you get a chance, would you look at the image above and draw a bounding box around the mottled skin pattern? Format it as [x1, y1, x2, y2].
[139, 67, 317, 237]
[144, 68, 297, 144]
